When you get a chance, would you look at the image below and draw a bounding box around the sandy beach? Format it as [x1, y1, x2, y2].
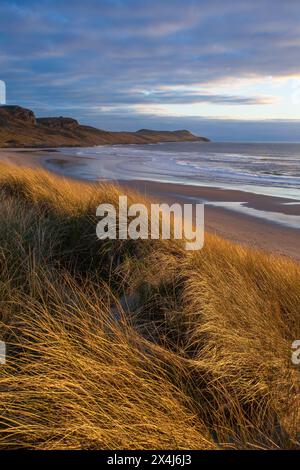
[1, 147, 300, 261]
[121, 179, 300, 260]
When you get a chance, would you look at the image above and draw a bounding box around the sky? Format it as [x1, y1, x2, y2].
[1, 0, 300, 141]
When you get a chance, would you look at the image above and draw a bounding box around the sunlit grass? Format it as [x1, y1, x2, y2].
[0, 162, 299, 449]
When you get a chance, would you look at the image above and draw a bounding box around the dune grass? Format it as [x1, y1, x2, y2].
[0, 162, 299, 449]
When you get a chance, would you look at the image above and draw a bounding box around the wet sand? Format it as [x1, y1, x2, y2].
[0, 148, 57, 167]
[1, 148, 300, 261]
[120, 180, 300, 260]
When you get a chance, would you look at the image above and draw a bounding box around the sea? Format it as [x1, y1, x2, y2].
[44, 142, 300, 200]
[44, 141, 300, 229]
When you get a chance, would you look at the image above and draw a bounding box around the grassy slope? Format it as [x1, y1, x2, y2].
[0, 106, 209, 147]
[0, 162, 299, 449]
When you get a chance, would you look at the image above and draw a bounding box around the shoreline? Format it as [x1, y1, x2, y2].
[1, 147, 300, 261]
[121, 179, 300, 261]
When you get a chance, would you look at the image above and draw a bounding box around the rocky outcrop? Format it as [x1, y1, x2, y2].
[0, 105, 210, 148]
[0, 105, 36, 126]
[37, 117, 80, 130]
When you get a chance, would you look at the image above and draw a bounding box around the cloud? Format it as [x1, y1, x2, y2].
[118, 90, 275, 105]
[0, 0, 300, 139]
[62, 107, 300, 142]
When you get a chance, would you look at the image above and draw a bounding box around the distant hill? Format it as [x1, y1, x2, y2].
[0, 105, 210, 148]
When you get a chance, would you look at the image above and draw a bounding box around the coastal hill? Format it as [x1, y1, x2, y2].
[0, 105, 210, 147]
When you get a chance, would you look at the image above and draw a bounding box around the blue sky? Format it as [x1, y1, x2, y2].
[1, 0, 300, 141]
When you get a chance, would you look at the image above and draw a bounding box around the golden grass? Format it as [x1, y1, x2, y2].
[0, 162, 299, 449]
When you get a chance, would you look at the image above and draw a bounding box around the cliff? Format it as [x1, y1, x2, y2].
[0, 105, 210, 148]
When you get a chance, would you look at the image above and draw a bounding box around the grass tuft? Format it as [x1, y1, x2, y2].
[0, 162, 299, 449]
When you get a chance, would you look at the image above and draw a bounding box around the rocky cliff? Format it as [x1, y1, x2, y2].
[0, 105, 210, 148]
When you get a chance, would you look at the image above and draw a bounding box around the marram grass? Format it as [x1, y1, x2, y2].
[0, 162, 299, 449]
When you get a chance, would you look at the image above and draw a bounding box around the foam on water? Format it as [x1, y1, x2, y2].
[52, 141, 300, 201]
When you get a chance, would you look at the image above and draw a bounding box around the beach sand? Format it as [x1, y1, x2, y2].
[1, 148, 300, 261]
[121, 180, 300, 261]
